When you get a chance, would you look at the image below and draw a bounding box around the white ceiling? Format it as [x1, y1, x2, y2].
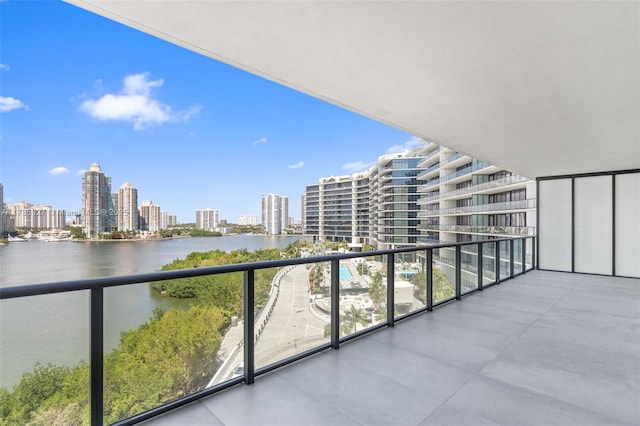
[66, 1, 639, 179]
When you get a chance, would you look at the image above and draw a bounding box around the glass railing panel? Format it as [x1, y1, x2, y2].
[254, 265, 329, 370]
[481, 241, 497, 285]
[340, 258, 382, 338]
[526, 238, 534, 270]
[104, 274, 242, 424]
[432, 248, 456, 304]
[0, 292, 90, 426]
[460, 243, 479, 294]
[394, 251, 424, 318]
[366, 253, 388, 325]
[499, 241, 511, 279]
[513, 239, 524, 275]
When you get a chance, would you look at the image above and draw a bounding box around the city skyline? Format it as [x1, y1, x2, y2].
[0, 1, 418, 222]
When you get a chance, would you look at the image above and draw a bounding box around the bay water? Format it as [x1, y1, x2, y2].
[0, 235, 306, 388]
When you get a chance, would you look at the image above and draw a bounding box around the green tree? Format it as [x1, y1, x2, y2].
[412, 266, 455, 304]
[340, 306, 369, 336]
[64, 226, 85, 239]
[0, 363, 73, 425]
[367, 272, 385, 309]
[356, 262, 368, 276]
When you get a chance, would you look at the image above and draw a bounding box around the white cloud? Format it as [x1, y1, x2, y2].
[49, 167, 71, 175]
[0, 96, 28, 113]
[343, 161, 374, 172]
[254, 137, 268, 145]
[79, 72, 201, 130]
[288, 161, 304, 169]
[0, 64, 9, 71]
[76, 169, 87, 176]
[386, 136, 425, 154]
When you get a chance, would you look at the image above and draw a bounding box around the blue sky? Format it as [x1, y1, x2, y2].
[0, 1, 419, 223]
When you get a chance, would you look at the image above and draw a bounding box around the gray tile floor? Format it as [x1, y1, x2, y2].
[141, 271, 640, 426]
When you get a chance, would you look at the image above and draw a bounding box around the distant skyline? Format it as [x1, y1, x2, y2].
[0, 1, 418, 223]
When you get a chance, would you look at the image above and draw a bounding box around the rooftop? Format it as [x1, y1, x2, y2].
[141, 270, 640, 426]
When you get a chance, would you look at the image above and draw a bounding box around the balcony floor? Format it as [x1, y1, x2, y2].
[141, 270, 640, 426]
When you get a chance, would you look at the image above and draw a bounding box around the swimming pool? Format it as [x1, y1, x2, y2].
[339, 266, 353, 281]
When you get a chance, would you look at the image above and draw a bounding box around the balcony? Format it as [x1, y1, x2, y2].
[416, 161, 441, 180]
[418, 198, 536, 217]
[2, 238, 538, 425]
[439, 152, 466, 167]
[416, 146, 443, 168]
[417, 161, 492, 191]
[419, 175, 531, 202]
[142, 269, 639, 426]
[420, 224, 536, 236]
[2, 236, 638, 426]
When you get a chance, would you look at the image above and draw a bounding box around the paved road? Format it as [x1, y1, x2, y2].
[209, 264, 329, 385]
[255, 265, 328, 368]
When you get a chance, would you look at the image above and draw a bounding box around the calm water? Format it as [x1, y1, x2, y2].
[0, 235, 306, 388]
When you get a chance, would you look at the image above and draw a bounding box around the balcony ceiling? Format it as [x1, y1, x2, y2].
[65, 1, 639, 179]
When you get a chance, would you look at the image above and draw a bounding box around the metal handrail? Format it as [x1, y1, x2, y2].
[0, 236, 536, 425]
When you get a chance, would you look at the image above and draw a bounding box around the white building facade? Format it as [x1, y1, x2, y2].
[261, 194, 288, 235]
[196, 208, 218, 231]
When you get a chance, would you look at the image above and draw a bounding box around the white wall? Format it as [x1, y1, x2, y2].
[538, 171, 639, 278]
[615, 173, 640, 277]
[574, 176, 612, 275]
[538, 179, 572, 271]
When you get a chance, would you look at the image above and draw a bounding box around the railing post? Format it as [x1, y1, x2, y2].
[330, 259, 340, 349]
[521, 237, 527, 273]
[477, 243, 483, 291]
[455, 245, 462, 300]
[532, 237, 536, 270]
[495, 242, 501, 284]
[243, 270, 255, 384]
[90, 287, 103, 426]
[426, 249, 433, 311]
[386, 253, 395, 327]
[510, 239, 515, 278]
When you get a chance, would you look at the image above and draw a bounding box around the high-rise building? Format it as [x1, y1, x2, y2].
[167, 215, 177, 227]
[237, 215, 258, 226]
[303, 142, 535, 250]
[82, 163, 115, 238]
[7, 201, 66, 230]
[117, 183, 139, 231]
[415, 142, 536, 244]
[280, 196, 289, 231]
[139, 201, 161, 232]
[261, 194, 288, 235]
[0, 183, 4, 235]
[160, 211, 168, 230]
[302, 187, 319, 237]
[196, 208, 218, 231]
[370, 153, 426, 249]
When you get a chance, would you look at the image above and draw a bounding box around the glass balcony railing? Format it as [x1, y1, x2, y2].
[418, 175, 530, 201]
[419, 224, 536, 236]
[416, 147, 443, 168]
[416, 161, 441, 179]
[0, 237, 535, 426]
[418, 198, 536, 217]
[417, 161, 492, 191]
[439, 152, 466, 167]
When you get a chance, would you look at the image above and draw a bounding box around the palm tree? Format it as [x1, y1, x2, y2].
[341, 305, 369, 336]
[367, 272, 385, 309]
